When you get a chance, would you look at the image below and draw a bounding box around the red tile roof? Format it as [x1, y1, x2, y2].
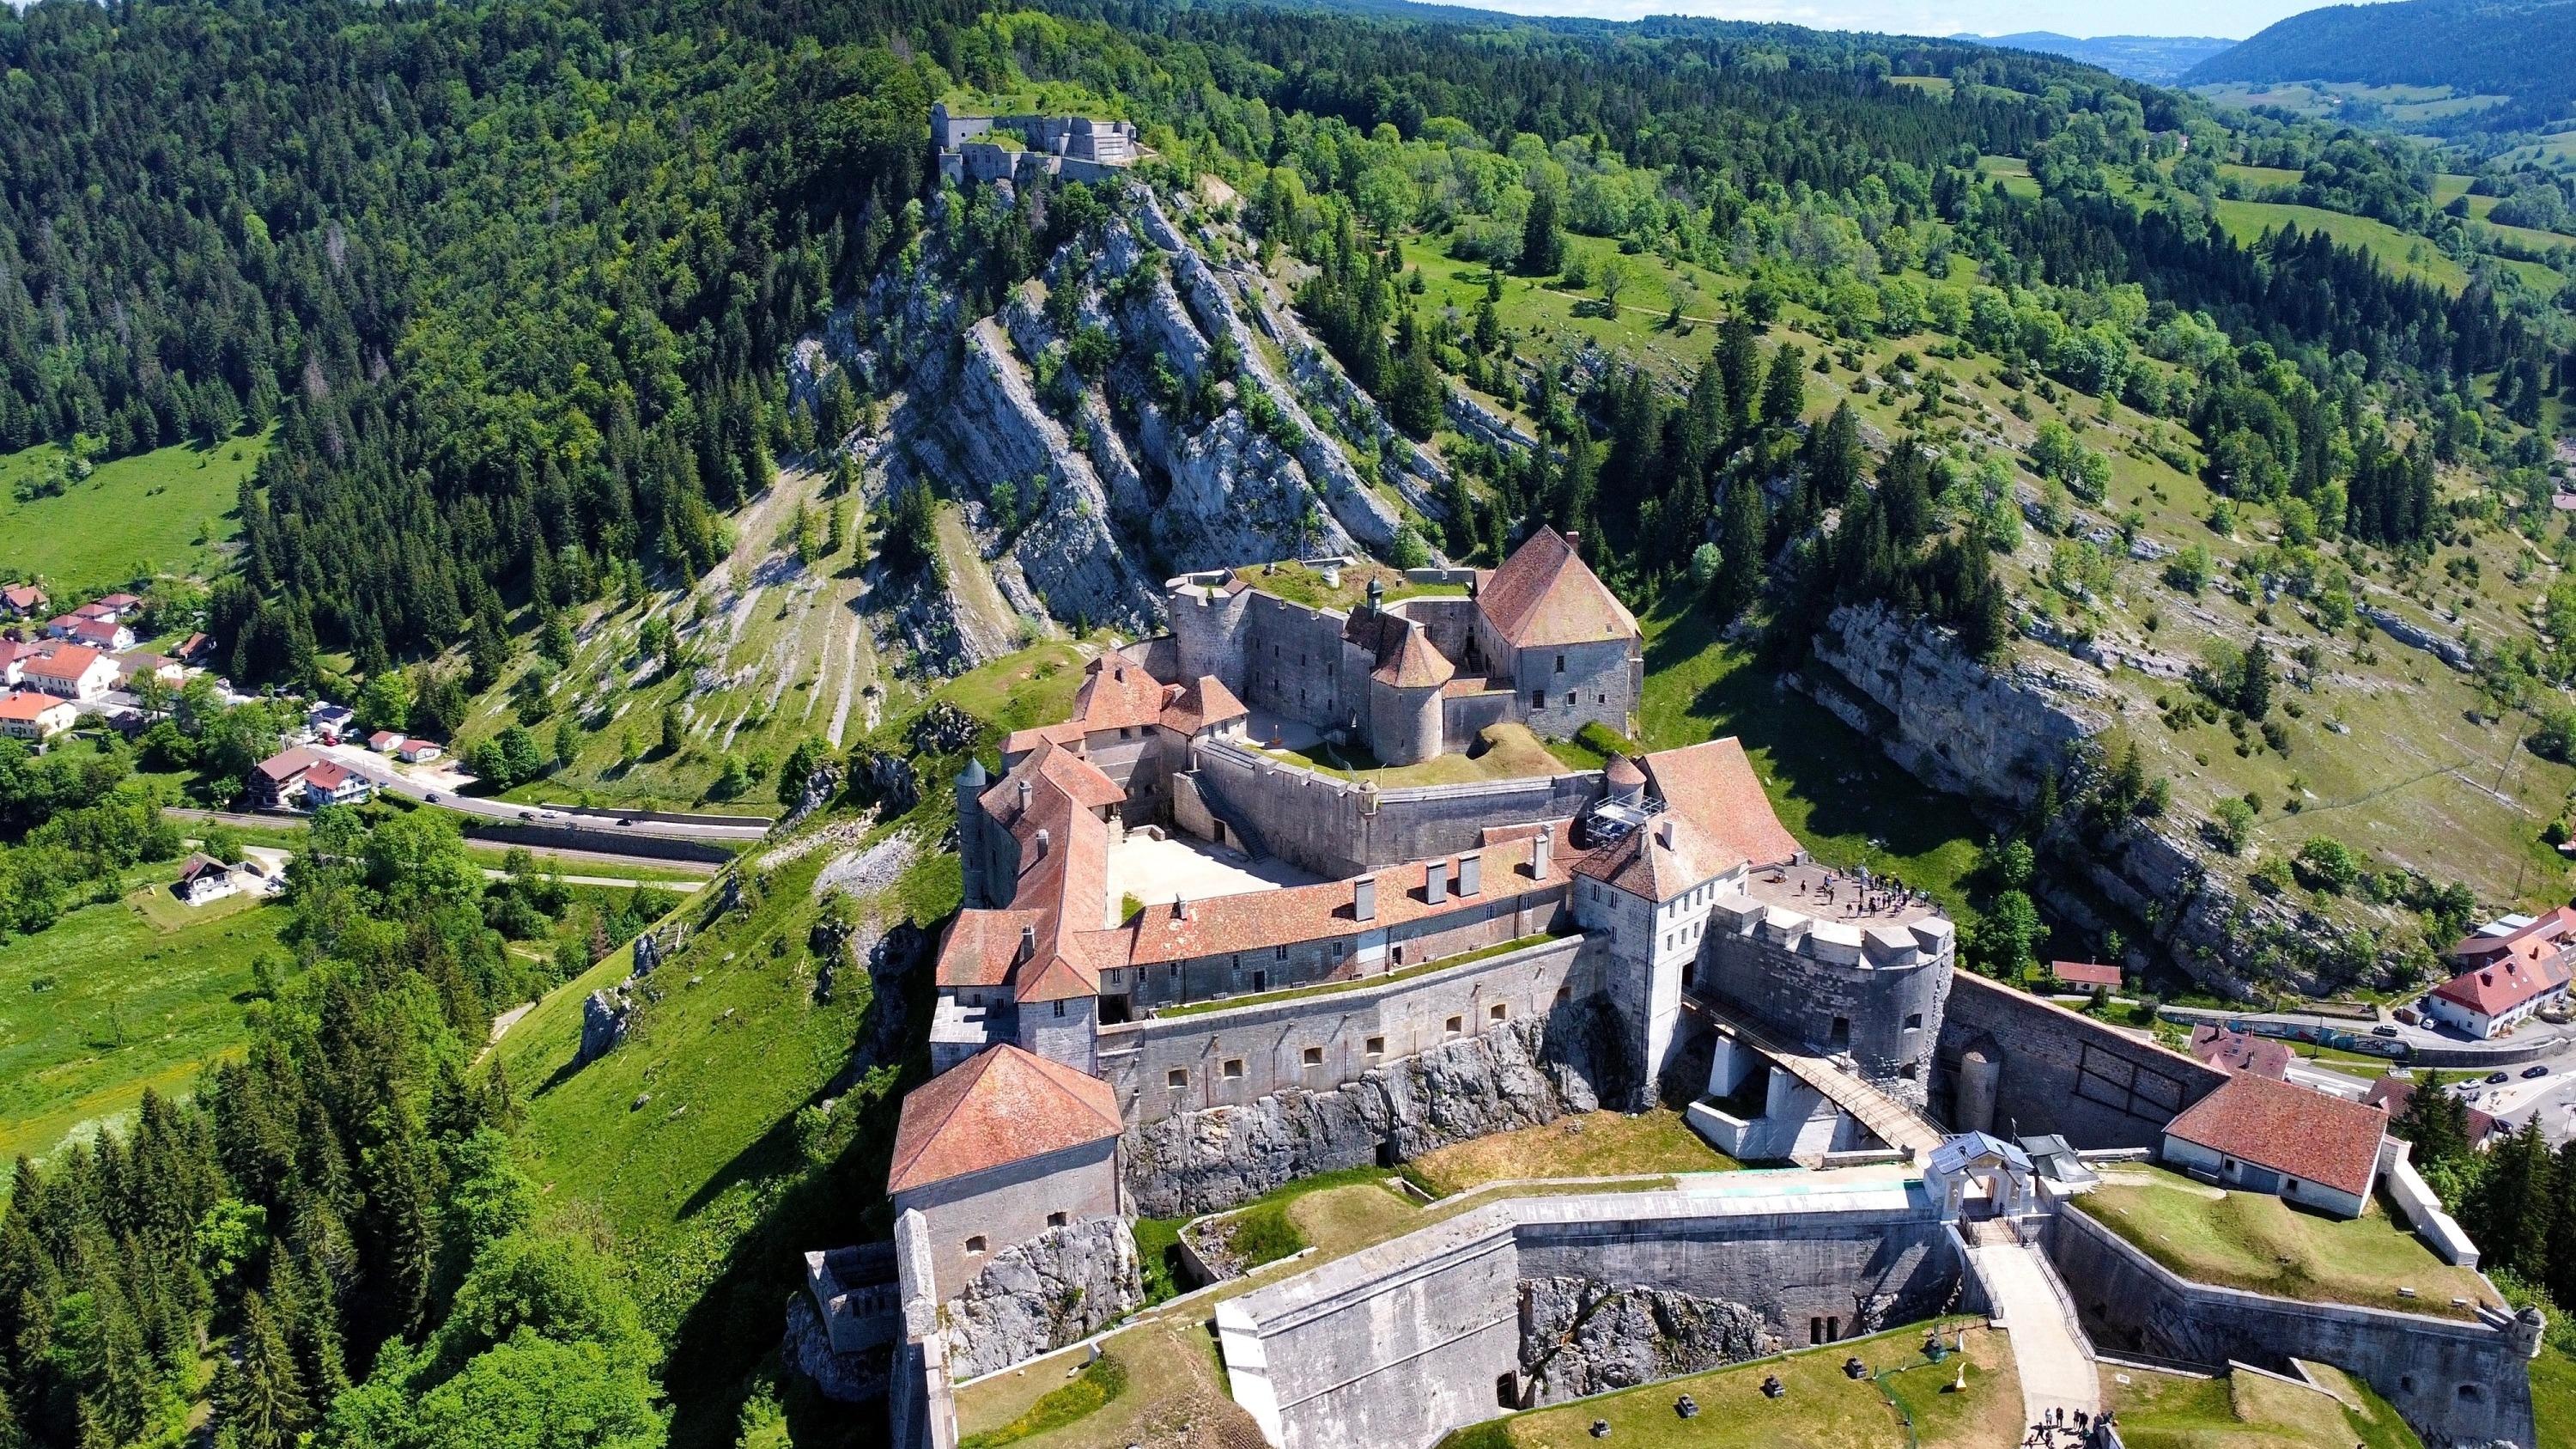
[1575, 812, 1738, 902]
[1106, 822, 1576, 967]
[2162, 1072, 2387, 1197]
[0, 585, 44, 612]
[302, 761, 355, 791]
[1477, 526, 1638, 649]
[1639, 738, 1800, 871]
[2430, 949, 2573, 1020]
[23, 644, 104, 683]
[2188, 1025, 2291, 1080]
[887, 1044, 1121, 1194]
[2050, 960, 2123, 989]
[2451, 906, 2576, 970]
[0, 691, 66, 723]
[1371, 623, 1455, 689]
[253, 746, 324, 782]
[1069, 654, 1171, 733]
[1160, 675, 1248, 735]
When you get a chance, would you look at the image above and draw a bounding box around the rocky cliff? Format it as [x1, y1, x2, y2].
[939, 1215, 1142, 1380]
[1123, 998, 1631, 1219]
[793, 180, 1442, 674]
[1804, 600, 2353, 995]
[1517, 1277, 1771, 1401]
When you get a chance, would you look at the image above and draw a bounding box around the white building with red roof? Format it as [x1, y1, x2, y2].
[0, 584, 45, 619]
[2425, 947, 2573, 1039]
[0, 691, 76, 741]
[21, 643, 115, 700]
[2160, 1071, 2393, 1218]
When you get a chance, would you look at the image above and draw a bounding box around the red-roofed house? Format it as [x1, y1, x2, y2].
[249, 746, 324, 809]
[64, 618, 134, 652]
[2188, 1024, 2292, 1081]
[2161, 1071, 2392, 1218]
[887, 1044, 1124, 1303]
[2050, 960, 2123, 991]
[369, 729, 406, 754]
[299, 760, 373, 808]
[2425, 948, 2573, 1038]
[0, 584, 45, 619]
[2366, 1075, 2503, 1153]
[90, 593, 142, 623]
[396, 737, 443, 764]
[0, 640, 39, 688]
[0, 691, 76, 741]
[21, 644, 115, 700]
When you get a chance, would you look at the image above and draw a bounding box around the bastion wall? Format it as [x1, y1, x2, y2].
[1932, 973, 2225, 1148]
[2044, 1203, 2537, 1448]
[1182, 738, 1601, 879]
[1100, 933, 1594, 1128]
[1217, 1186, 1959, 1449]
[1694, 916, 1953, 1104]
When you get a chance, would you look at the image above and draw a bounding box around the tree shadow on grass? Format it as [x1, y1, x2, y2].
[658, 961, 933, 1449]
[1640, 596, 1989, 883]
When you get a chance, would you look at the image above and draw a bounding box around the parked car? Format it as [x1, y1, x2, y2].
[427, 792, 442, 803]
[2371, 1025, 2400, 1038]
[2524, 1065, 2552, 1080]
[519, 810, 537, 821]
[2488, 1071, 2512, 1084]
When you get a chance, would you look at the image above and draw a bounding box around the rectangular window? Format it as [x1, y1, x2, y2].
[1489, 1002, 1508, 1022]
[1047, 1211, 1068, 1228]
[1554, 653, 1565, 673]
[967, 1235, 988, 1255]
[1167, 1068, 1188, 1088]
[1333, 940, 1347, 958]
[1224, 1058, 1245, 1079]
[1445, 1015, 1464, 1038]
[1564, 691, 1577, 708]
[1053, 1000, 1066, 1018]
[1530, 690, 1545, 710]
[1905, 1014, 1923, 1031]
[1302, 1046, 1323, 1066]
[1365, 1036, 1385, 1056]
[1275, 944, 1290, 960]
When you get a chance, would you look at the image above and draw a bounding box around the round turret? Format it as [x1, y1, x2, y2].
[1605, 754, 1647, 807]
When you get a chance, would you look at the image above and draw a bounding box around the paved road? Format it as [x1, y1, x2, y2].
[167, 806, 724, 878]
[302, 743, 772, 843]
[1966, 1233, 2099, 1434]
[478, 867, 705, 892]
[2160, 1002, 2576, 1060]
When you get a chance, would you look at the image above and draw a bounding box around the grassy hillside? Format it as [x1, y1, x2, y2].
[0, 431, 268, 597]
[2210, 200, 2474, 292]
[0, 864, 290, 1164]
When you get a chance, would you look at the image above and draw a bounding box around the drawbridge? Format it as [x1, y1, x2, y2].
[1692, 995, 1946, 1160]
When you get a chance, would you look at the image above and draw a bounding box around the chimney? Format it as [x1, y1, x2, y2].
[1018, 777, 1033, 813]
[1564, 531, 1581, 557]
[1425, 860, 1449, 903]
[1458, 853, 1482, 897]
[1355, 875, 1377, 922]
[1176, 894, 1190, 920]
[1532, 831, 1553, 879]
[1657, 819, 1675, 850]
[1018, 924, 1037, 963]
[1034, 828, 1051, 859]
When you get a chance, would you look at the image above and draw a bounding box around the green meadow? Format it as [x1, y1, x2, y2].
[0, 431, 269, 596]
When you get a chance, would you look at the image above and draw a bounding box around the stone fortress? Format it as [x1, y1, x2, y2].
[808, 527, 2543, 1449]
[931, 100, 1145, 190]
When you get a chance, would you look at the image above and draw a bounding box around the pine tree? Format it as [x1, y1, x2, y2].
[1518, 188, 1564, 277]
[1716, 477, 1766, 617]
[214, 1291, 308, 1449]
[1760, 344, 1807, 430]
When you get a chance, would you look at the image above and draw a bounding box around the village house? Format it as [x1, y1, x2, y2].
[88, 593, 142, 624]
[21, 643, 116, 701]
[2428, 909, 2576, 1038]
[2048, 959, 2122, 993]
[307, 702, 357, 744]
[369, 729, 406, 754]
[47, 614, 134, 652]
[173, 854, 243, 907]
[2160, 1070, 2393, 1219]
[0, 691, 76, 742]
[2188, 1023, 2292, 1080]
[249, 746, 326, 810]
[396, 737, 444, 764]
[0, 639, 36, 687]
[298, 759, 373, 809]
[113, 652, 184, 691]
[0, 584, 45, 619]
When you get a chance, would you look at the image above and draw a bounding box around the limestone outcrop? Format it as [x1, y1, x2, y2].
[1123, 1000, 1631, 1218]
[939, 1216, 1142, 1380]
[578, 984, 633, 1066]
[783, 1291, 891, 1403]
[1517, 1277, 1771, 1401]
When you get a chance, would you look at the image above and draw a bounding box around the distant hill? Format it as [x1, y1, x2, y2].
[2180, 0, 2576, 133]
[1960, 32, 2239, 84]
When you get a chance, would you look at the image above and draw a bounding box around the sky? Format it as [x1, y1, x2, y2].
[1445, 0, 2363, 41]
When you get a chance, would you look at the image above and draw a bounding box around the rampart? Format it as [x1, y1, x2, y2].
[1695, 900, 1954, 1103]
[1181, 737, 1601, 879]
[1933, 973, 2225, 1148]
[1101, 933, 1594, 1128]
[2044, 1202, 2537, 1447]
[1216, 1178, 1957, 1449]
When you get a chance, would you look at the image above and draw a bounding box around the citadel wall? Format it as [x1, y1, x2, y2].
[2044, 1202, 2537, 1448]
[1114, 881, 1568, 1014]
[1694, 910, 1953, 1105]
[1217, 1184, 1958, 1449]
[1100, 932, 1593, 1128]
[1182, 738, 1601, 879]
[1933, 973, 2224, 1148]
